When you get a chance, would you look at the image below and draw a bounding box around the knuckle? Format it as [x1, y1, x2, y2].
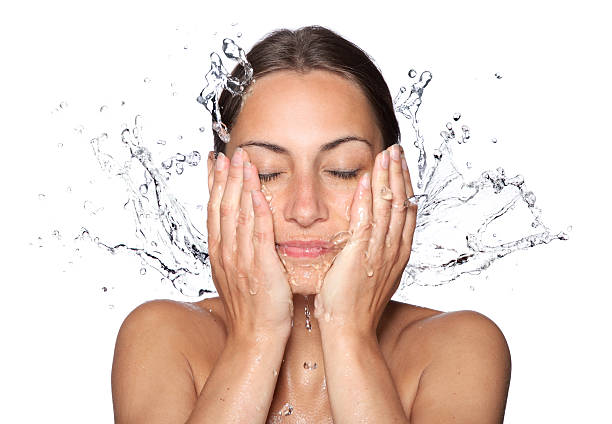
[376, 204, 392, 220]
[219, 201, 235, 218]
[253, 229, 270, 245]
[237, 208, 250, 226]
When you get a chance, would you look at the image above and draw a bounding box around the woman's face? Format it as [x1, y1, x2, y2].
[225, 69, 384, 295]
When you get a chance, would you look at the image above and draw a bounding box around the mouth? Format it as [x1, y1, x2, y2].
[275, 240, 332, 258]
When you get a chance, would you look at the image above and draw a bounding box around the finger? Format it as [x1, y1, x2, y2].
[368, 149, 392, 260]
[219, 148, 244, 262]
[251, 188, 278, 274]
[207, 151, 215, 195]
[348, 171, 373, 244]
[386, 144, 408, 250]
[207, 152, 229, 247]
[236, 160, 258, 273]
[400, 149, 417, 258]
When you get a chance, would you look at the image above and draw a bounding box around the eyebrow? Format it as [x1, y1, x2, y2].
[237, 136, 372, 154]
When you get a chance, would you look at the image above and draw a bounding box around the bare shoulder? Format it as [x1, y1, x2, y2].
[392, 306, 511, 423]
[111, 299, 226, 423]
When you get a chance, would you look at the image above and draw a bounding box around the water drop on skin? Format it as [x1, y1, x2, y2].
[380, 186, 393, 200]
[491, 137, 498, 143]
[278, 403, 294, 416]
[304, 295, 312, 332]
[140, 267, 147, 275]
[453, 112, 461, 121]
[366, 269, 374, 277]
[408, 69, 417, 78]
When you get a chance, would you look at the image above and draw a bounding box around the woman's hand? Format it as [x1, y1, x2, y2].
[207, 148, 294, 340]
[313, 144, 417, 335]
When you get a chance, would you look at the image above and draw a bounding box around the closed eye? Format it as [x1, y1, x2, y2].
[327, 169, 359, 180]
[257, 169, 359, 183]
[258, 172, 282, 183]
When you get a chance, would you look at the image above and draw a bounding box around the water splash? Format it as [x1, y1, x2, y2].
[42, 36, 568, 301]
[196, 38, 253, 143]
[392, 72, 568, 299]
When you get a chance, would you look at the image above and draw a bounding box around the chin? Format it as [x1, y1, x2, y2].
[289, 280, 318, 296]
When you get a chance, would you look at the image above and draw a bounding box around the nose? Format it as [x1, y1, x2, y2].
[284, 174, 328, 227]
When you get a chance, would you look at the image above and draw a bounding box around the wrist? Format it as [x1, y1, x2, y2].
[318, 318, 378, 344]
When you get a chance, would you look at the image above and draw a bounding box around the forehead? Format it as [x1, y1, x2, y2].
[229, 70, 383, 152]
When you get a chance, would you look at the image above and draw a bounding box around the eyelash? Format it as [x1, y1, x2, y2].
[258, 169, 359, 183]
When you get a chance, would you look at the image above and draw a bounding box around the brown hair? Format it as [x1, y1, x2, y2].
[213, 25, 400, 153]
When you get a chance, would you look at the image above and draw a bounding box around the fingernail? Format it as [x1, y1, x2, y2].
[391, 145, 400, 161]
[401, 154, 408, 171]
[361, 172, 371, 188]
[216, 152, 225, 170]
[251, 189, 262, 206]
[381, 151, 390, 169]
[243, 161, 252, 180]
[231, 148, 243, 167]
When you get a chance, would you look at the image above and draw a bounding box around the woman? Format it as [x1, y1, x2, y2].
[112, 26, 511, 423]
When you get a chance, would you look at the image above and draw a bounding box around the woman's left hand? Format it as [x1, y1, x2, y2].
[314, 144, 417, 335]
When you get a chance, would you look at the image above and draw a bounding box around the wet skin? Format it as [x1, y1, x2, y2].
[112, 70, 511, 423]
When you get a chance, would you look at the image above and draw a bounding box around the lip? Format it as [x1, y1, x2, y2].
[276, 240, 332, 258]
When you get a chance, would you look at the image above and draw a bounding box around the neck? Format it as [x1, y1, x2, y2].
[276, 294, 326, 397]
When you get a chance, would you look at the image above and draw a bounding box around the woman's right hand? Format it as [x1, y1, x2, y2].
[207, 148, 294, 340]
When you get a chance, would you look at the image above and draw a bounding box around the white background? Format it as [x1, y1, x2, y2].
[1, 1, 610, 422]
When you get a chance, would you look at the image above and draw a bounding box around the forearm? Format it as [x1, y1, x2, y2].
[319, 324, 409, 424]
[186, 332, 288, 424]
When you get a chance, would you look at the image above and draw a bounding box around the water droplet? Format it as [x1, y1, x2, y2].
[102, 286, 108, 292]
[278, 402, 293, 416]
[366, 269, 374, 277]
[161, 159, 173, 170]
[408, 69, 417, 78]
[380, 186, 393, 200]
[273, 369, 278, 377]
[157, 139, 166, 145]
[57, 142, 63, 148]
[187, 151, 201, 166]
[303, 361, 318, 370]
[177, 135, 183, 141]
[523, 191, 536, 207]
[237, 32, 242, 38]
[399, 86, 407, 93]
[144, 77, 151, 83]
[139, 184, 148, 195]
[59, 101, 68, 109]
[495, 73, 503, 79]
[446, 122, 453, 130]
[466, 161, 472, 169]
[99, 105, 108, 112]
[38, 193, 46, 200]
[453, 112, 461, 121]
[140, 267, 147, 275]
[491, 137, 498, 143]
[199, 126, 206, 133]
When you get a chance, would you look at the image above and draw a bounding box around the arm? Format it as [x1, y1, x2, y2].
[112, 149, 295, 423]
[111, 300, 290, 424]
[319, 322, 409, 423]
